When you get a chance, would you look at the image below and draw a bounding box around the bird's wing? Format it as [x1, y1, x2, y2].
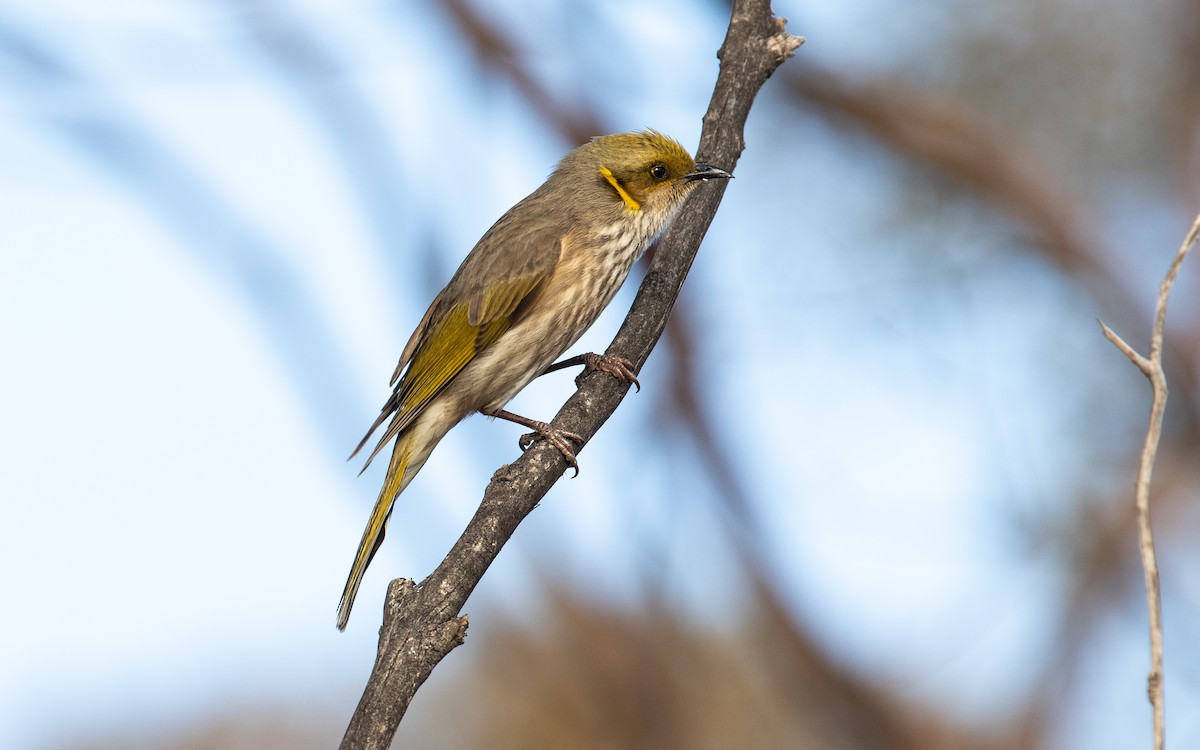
[389, 303, 436, 387]
[350, 237, 562, 468]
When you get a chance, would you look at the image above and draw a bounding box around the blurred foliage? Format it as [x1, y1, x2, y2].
[18, 0, 1200, 747]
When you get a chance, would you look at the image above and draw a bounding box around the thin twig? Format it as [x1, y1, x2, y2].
[1098, 211, 1200, 750]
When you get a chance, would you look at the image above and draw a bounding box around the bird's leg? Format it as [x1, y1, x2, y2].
[483, 408, 584, 477]
[541, 352, 641, 391]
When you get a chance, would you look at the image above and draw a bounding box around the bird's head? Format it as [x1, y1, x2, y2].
[570, 130, 731, 219]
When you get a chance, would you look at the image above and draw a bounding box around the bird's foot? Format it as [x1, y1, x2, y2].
[542, 352, 640, 391]
[575, 352, 640, 391]
[518, 423, 583, 476]
[485, 408, 584, 477]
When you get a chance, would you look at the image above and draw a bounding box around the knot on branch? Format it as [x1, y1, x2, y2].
[768, 19, 804, 62]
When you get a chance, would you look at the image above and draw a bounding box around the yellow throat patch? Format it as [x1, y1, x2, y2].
[598, 166, 641, 212]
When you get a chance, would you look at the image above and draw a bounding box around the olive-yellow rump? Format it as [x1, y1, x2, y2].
[337, 130, 730, 630]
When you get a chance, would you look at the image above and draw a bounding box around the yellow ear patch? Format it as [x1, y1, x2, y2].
[598, 166, 641, 212]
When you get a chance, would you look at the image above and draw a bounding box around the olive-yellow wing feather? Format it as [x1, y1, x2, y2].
[336, 267, 549, 630]
[350, 270, 547, 469]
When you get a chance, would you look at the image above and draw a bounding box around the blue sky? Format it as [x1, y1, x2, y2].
[3, 1, 1197, 748]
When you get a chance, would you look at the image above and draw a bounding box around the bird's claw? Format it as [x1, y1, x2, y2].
[577, 353, 641, 392]
[518, 422, 584, 477]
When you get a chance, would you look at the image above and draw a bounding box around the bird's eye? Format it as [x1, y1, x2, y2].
[649, 163, 669, 181]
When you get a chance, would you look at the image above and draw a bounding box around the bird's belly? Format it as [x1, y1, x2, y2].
[450, 239, 640, 414]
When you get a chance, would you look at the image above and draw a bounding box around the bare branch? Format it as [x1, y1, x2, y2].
[338, 3, 802, 747]
[1099, 210, 1200, 750]
[1099, 320, 1150, 372]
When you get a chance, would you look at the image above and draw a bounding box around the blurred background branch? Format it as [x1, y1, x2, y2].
[3, 1, 1199, 749]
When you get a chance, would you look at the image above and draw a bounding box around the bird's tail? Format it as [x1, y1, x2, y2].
[336, 430, 417, 631]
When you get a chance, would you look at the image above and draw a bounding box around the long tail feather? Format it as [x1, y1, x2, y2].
[336, 432, 414, 631]
[347, 391, 401, 462]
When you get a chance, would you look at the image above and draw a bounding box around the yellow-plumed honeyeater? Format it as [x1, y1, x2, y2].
[337, 130, 730, 629]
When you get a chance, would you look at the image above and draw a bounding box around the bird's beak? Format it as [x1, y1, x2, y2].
[683, 163, 733, 181]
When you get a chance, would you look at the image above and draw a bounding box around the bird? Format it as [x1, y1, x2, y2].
[337, 130, 731, 630]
